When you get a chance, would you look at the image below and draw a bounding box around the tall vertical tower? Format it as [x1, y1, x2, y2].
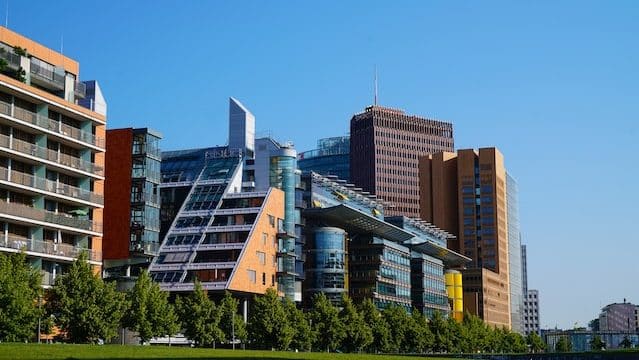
[350, 105, 454, 218]
[420, 148, 511, 329]
[506, 173, 524, 334]
[228, 97, 255, 158]
[0, 26, 106, 281]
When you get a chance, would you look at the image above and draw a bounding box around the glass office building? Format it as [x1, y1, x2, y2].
[298, 136, 350, 181]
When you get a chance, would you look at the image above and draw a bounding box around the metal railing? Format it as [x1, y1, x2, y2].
[0, 167, 103, 204]
[0, 235, 102, 261]
[0, 99, 105, 149]
[29, 62, 65, 90]
[0, 133, 103, 175]
[0, 200, 102, 233]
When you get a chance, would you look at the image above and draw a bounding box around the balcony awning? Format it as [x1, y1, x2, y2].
[303, 204, 414, 243]
[303, 203, 471, 266]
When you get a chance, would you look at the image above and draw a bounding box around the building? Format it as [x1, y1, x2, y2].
[506, 173, 524, 333]
[103, 128, 162, 286]
[521, 244, 541, 335]
[419, 148, 511, 328]
[544, 329, 639, 352]
[301, 172, 469, 313]
[0, 26, 106, 283]
[298, 136, 350, 181]
[350, 105, 454, 218]
[599, 301, 639, 332]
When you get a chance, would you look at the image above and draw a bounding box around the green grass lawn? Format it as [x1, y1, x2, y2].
[0, 344, 455, 360]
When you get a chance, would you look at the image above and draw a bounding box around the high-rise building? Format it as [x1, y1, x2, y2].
[507, 173, 524, 334]
[420, 148, 511, 328]
[298, 136, 350, 181]
[0, 26, 106, 283]
[521, 244, 541, 335]
[350, 105, 454, 218]
[103, 128, 162, 286]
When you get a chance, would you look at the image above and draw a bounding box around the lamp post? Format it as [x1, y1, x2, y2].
[37, 294, 42, 344]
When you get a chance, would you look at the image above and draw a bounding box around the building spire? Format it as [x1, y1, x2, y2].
[374, 65, 378, 106]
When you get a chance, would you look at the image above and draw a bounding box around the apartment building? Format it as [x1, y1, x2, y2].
[0, 26, 106, 283]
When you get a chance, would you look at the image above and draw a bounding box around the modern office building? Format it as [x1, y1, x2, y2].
[521, 244, 541, 335]
[301, 172, 469, 313]
[0, 26, 106, 283]
[103, 128, 162, 286]
[599, 301, 639, 332]
[350, 105, 454, 218]
[420, 148, 511, 328]
[506, 173, 524, 333]
[298, 136, 350, 181]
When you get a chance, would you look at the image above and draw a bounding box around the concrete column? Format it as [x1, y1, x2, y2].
[243, 298, 248, 323]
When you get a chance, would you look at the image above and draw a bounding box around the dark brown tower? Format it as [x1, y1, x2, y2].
[350, 105, 454, 218]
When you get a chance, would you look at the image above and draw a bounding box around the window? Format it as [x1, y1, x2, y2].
[247, 270, 256, 283]
[268, 215, 275, 227]
[262, 272, 266, 285]
[262, 232, 267, 245]
[257, 251, 266, 265]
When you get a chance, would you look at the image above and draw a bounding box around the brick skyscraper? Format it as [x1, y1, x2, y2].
[350, 105, 454, 218]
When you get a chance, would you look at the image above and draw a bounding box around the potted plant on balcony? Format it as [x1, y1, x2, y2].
[12, 46, 27, 57]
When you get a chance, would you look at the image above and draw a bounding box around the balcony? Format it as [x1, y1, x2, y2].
[130, 241, 160, 257]
[0, 200, 102, 233]
[0, 133, 104, 176]
[0, 49, 20, 70]
[0, 99, 105, 149]
[0, 235, 102, 262]
[130, 192, 159, 207]
[0, 167, 103, 205]
[29, 62, 65, 91]
[74, 81, 86, 99]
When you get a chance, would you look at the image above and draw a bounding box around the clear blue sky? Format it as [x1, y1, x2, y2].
[11, 1, 638, 329]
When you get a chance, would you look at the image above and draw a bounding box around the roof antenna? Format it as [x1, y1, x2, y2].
[374, 65, 378, 106]
[4, 0, 8, 28]
[60, 33, 63, 54]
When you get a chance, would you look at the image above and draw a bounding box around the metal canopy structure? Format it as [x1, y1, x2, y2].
[304, 204, 470, 267]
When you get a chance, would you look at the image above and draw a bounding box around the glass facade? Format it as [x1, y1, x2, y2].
[306, 227, 347, 304]
[298, 136, 350, 181]
[507, 173, 524, 334]
[411, 253, 448, 318]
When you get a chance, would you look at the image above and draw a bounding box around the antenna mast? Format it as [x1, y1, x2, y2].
[5, 1, 8, 28]
[374, 65, 378, 105]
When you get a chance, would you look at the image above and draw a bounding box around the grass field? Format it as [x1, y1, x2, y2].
[0, 344, 455, 360]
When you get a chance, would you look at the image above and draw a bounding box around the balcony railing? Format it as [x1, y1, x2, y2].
[130, 241, 160, 256]
[0, 235, 102, 262]
[0, 133, 103, 176]
[0, 50, 20, 70]
[0, 167, 103, 205]
[0, 200, 102, 233]
[29, 62, 65, 91]
[0, 99, 105, 149]
[74, 81, 86, 99]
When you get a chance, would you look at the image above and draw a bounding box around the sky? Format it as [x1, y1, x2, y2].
[8, 1, 638, 329]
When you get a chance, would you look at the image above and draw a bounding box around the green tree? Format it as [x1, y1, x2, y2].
[175, 281, 223, 347]
[406, 309, 433, 353]
[284, 298, 313, 351]
[459, 312, 489, 353]
[555, 336, 572, 352]
[0, 252, 42, 342]
[123, 271, 178, 344]
[382, 305, 414, 353]
[358, 299, 391, 353]
[429, 310, 451, 353]
[248, 288, 292, 350]
[526, 331, 546, 353]
[47, 252, 127, 343]
[339, 294, 372, 353]
[505, 331, 528, 353]
[589, 334, 606, 351]
[309, 293, 345, 352]
[219, 291, 247, 345]
[447, 315, 463, 353]
[619, 336, 633, 349]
